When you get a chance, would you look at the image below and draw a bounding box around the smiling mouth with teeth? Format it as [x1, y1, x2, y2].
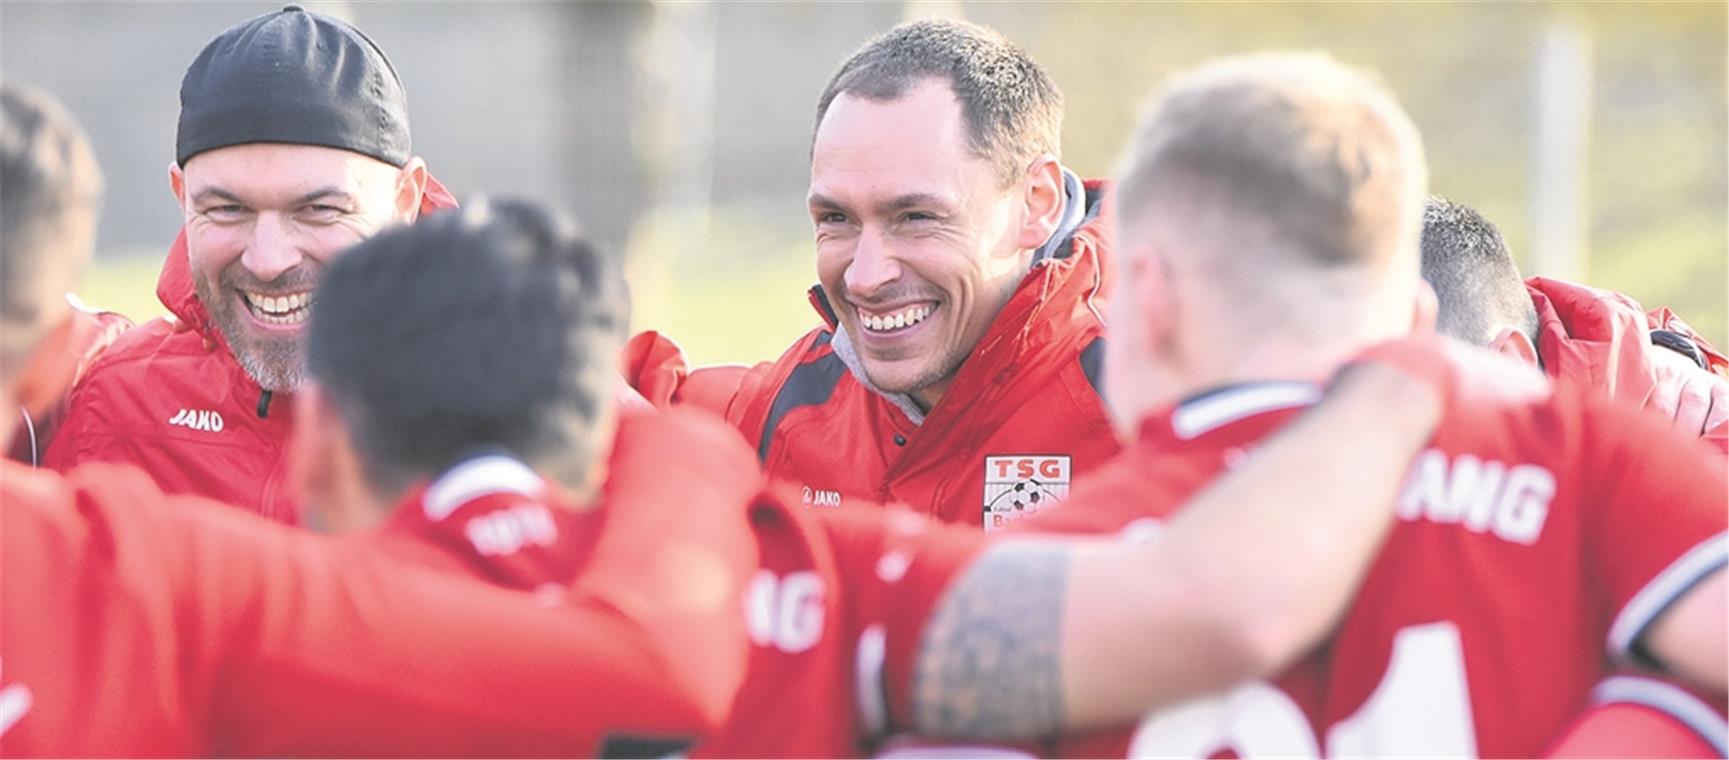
[857, 303, 936, 333]
[242, 290, 314, 326]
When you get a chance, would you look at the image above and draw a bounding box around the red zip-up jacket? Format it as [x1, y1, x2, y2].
[1, 406, 761, 756]
[8, 300, 133, 465]
[42, 179, 458, 524]
[628, 180, 1120, 530]
[1527, 276, 1728, 448]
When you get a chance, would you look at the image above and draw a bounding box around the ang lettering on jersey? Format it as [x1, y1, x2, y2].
[1397, 450, 1554, 544]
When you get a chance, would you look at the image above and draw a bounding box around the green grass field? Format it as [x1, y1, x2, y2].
[79, 255, 169, 327]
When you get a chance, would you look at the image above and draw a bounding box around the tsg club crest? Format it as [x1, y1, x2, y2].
[983, 455, 1071, 532]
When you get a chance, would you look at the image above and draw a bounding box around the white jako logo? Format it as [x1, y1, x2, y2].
[800, 485, 842, 508]
[167, 408, 225, 432]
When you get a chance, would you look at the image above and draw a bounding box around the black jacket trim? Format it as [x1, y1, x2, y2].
[758, 332, 844, 463]
[1079, 336, 1107, 400]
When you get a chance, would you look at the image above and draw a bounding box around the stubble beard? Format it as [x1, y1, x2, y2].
[866, 344, 968, 400]
[193, 262, 315, 393]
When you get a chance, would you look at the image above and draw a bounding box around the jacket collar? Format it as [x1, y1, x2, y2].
[829, 323, 929, 424]
[1030, 168, 1089, 266]
[411, 450, 549, 522]
[1140, 380, 1320, 447]
[1525, 275, 1653, 405]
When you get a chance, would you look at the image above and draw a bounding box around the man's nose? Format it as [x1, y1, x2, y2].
[844, 230, 902, 298]
[240, 213, 305, 283]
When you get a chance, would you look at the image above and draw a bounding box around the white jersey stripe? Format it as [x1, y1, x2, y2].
[1607, 531, 1727, 665]
[1591, 675, 1729, 756]
[1171, 382, 1320, 441]
[423, 455, 545, 522]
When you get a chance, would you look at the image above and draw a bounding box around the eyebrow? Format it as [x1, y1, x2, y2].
[806, 192, 951, 215]
[190, 187, 246, 207]
[292, 186, 353, 206]
[807, 192, 845, 211]
[876, 192, 948, 215]
[189, 186, 353, 208]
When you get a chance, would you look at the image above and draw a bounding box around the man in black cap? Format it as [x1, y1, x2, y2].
[43, 5, 457, 525]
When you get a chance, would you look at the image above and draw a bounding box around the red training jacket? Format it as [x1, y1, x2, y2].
[1527, 276, 1728, 448]
[8, 298, 133, 465]
[42, 178, 458, 524]
[362, 410, 995, 757]
[627, 179, 1120, 530]
[0, 406, 763, 756]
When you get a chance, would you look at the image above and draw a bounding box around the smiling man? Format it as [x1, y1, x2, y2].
[632, 19, 1118, 530]
[43, 5, 455, 523]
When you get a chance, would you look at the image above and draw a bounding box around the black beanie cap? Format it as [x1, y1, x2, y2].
[175, 5, 411, 168]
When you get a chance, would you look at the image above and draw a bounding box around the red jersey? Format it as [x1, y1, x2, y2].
[1541, 675, 1727, 757]
[368, 469, 989, 757]
[0, 407, 763, 756]
[7, 299, 133, 465]
[366, 452, 599, 592]
[332, 413, 990, 757]
[702, 490, 988, 757]
[1029, 345, 1727, 757]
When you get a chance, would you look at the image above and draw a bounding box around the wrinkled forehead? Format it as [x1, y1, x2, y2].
[181, 142, 399, 206]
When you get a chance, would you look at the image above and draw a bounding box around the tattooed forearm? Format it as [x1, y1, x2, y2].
[911, 542, 1071, 740]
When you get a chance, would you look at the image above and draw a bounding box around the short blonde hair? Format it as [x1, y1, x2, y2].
[1114, 52, 1426, 270]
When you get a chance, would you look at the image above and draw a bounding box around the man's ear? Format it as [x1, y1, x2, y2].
[1102, 237, 1181, 440]
[1015, 154, 1065, 250]
[1489, 327, 1540, 366]
[13, 312, 79, 417]
[291, 385, 377, 533]
[1412, 280, 1439, 334]
[394, 157, 429, 223]
[168, 162, 187, 209]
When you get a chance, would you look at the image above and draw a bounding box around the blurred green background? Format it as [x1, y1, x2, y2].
[19, 2, 1723, 363]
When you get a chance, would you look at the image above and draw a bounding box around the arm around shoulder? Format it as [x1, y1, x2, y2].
[197, 409, 766, 754]
[906, 354, 1444, 740]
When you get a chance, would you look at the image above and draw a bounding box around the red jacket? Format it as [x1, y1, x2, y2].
[357, 411, 993, 758]
[7, 300, 133, 465]
[628, 180, 1120, 529]
[42, 179, 458, 524]
[366, 452, 601, 593]
[1527, 276, 1728, 447]
[2, 406, 761, 756]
